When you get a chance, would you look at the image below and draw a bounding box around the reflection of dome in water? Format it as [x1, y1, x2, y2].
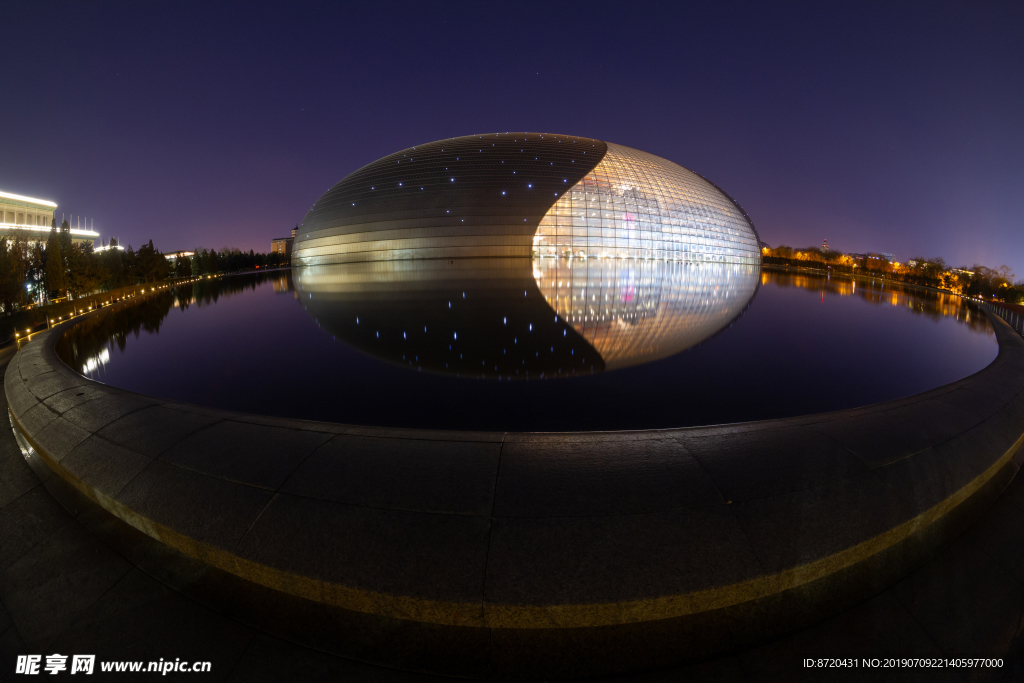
[294, 257, 759, 379]
[534, 259, 760, 370]
[292, 133, 761, 266]
[295, 259, 600, 380]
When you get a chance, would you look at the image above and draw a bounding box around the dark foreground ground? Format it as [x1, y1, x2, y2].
[2, 341, 1024, 682]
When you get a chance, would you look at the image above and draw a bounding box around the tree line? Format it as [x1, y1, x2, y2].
[0, 221, 288, 315]
[762, 245, 1023, 304]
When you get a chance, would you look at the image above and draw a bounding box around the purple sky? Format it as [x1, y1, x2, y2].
[2, 2, 1021, 275]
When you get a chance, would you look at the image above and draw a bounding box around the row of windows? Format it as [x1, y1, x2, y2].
[0, 209, 51, 226]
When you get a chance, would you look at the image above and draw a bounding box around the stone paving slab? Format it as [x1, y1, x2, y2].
[873, 423, 1018, 516]
[0, 486, 72, 573]
[4, 372, 41, 417]
[224, 633, 429, 682]
[673, 424, 870, 502]
[32, 416, 92, 462]
[117, 460, 274, 552]
[238, 493, 493, 606]
[732, 591, 958, 683]
[14, 402, 59, 438]
[729, 469, 911, 574]
[61, 436, 153, 498]
[281, 435, 502, 515]
[41, 384, 111, 414]
[0, 522, 132, 648]
[159, 420, 334, 490]
[96, 405, 223, 458]
[24, 371, 84, 402]
[806, 404, 972, 469]
[893, 530, 1024, 658]
[45, 568, 255, 681]
[493, 437, 723, 517]
[0, 434, 38, 509]
[483, 504, 762, 608]
[60, 393, 157, 433]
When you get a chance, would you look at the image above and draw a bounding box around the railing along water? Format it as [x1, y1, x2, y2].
[983, 301, 1024, 337]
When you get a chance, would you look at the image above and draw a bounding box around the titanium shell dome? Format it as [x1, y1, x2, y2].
[292, 133, 761, 266]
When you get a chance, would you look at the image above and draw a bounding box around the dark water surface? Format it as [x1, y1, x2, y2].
[56, 262, 996, 431]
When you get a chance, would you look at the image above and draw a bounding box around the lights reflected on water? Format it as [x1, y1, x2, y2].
[292, 257, 760, 379]
[53, 265, 998, 431]
[80, 347, 110, 375]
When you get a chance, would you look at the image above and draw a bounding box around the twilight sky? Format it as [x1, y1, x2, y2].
[2, 2, 1021, 275]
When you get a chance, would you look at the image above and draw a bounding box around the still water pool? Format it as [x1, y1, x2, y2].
[56, 260, 996, 431]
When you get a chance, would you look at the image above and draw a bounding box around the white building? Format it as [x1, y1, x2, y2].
[0, 190, 98, 246]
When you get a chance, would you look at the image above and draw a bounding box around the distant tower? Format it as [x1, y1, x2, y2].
[822, 238, 830, 253]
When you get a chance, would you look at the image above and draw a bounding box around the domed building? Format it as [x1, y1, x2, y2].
[292, 133, 761, 266]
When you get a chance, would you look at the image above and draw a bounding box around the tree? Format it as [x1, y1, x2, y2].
[65, 243, 103, 298]
[123, 245, 138, 283]
[173, 255, 192, 278]
[206, 249, 220, 274]
[136, 240, 168, 283]
[28, 242, 45, 304]
[99, 241, 127, 291]
[0, 239, 22, 315]
[58, 220, 73, 273]
[191, 248, 206, 276]
[45, 225, 66, 300]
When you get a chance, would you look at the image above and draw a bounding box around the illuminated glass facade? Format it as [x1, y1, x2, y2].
[292, 133, 761, 268]
[533, 143, 760, 264]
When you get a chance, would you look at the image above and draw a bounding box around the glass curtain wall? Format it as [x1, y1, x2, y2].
[533, 142, 760, 264]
